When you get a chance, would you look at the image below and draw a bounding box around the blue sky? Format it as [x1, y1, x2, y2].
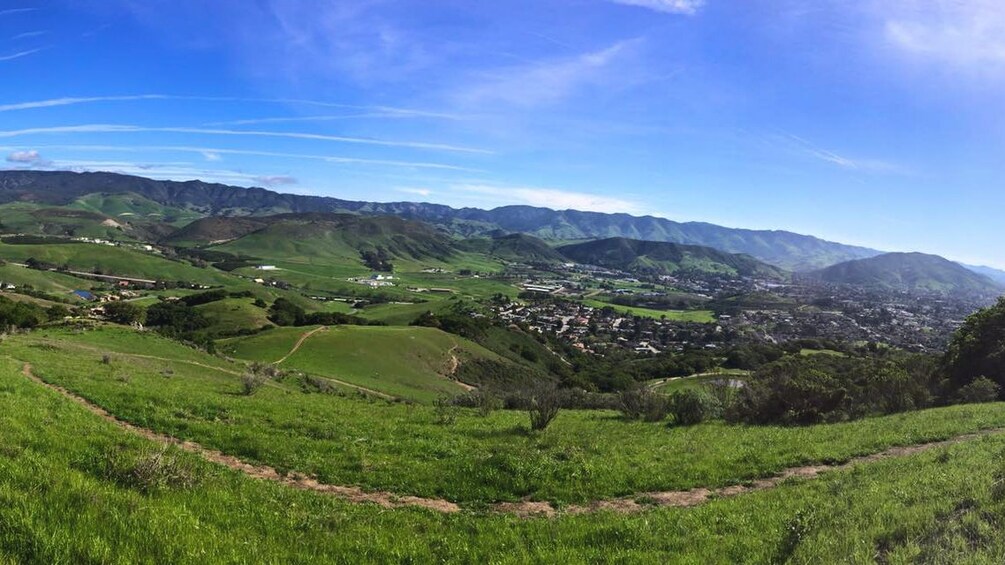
[2, 0, 1004, 266]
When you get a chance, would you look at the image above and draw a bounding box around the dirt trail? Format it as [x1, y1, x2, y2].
[20, 362, 1005, 517]
[275, 326, 328, 365]
[444, 344, 475, 392]
[22, 363, 458, 513]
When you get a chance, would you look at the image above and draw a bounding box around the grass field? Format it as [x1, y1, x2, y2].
[0, 242, 236, 286]
[10, 325, 1005, 511]
[219, 325, 492, 401]
[195, 298, 273, 335]
[7, 326, 1005, 561]
[7, 351, 1005, 562]
[583, 298, 717, 323]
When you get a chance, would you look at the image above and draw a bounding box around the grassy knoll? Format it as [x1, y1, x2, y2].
[8, 350, 1005, 562]
[0, 263, 97, 294]
[0, 242, 235, 286]
[10, 326, 1005, 510]
[583, 298, 716, 323]
[195, 298, 273, 335]
[219, 325, 491, 401]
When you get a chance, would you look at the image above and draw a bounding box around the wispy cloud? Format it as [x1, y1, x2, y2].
[455, 39, 644, 107]
[0, 47, 48, 62]
[0, 124, 491, 154]
[205, 110, 461, 127]
[0, 94, 461, 121]
[396, 187, 432, 197]
[452, 183, 643, 213]
[253, 175, 297, 186]
[11, 30, 46, 40]
[784, 134, 906, 174]
[0, 95, 168, 112]
[0, 8, 35, 16]
[609, 0, 705, 15]
[878, 1, 1005, 68]
[0, 144, 480, 172]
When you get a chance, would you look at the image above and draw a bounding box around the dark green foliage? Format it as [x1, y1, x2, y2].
[179, 289, 228, 307]
[360, 248, 393, 272]
[729, 355, 936, 425]
[956, 377, 1001, 404]
[667, 389, 721, 426]
[0, 295, 49, 329]
[145, 302, 211, 334]
[944, 298, 1005, 397]
[103, 301, 146, 325]
[617, 387, 669, 422]
[267, 298, 377, 327]
[725, 343, 786, 371]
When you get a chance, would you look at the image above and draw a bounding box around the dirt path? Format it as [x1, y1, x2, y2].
[275, 326, 328, 365]
[19, 362, 1005, 517]
[22, 363, 457, 513]
[444, 344, 475, 392]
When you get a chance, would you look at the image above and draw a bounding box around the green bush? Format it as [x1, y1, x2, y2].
[667, 389, 720, 426]
[617, 387, 669, 422]
[956, 376, 1001, 404]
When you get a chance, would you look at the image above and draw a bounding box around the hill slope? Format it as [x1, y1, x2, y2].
[456, 233, 565, 263]
[557, 237, 786, 278]
[806, 252, 1003, 295]
[171, 213, 455, 267]
[0, 170, 880, 270]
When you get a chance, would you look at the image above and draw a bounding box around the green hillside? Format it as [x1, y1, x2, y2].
[457, 233, 565, 263]
[219, 325, 501, 402]
[807, 252, 1003, 295]
[558, 237, 786, 278]
[0, 240, 237, 286]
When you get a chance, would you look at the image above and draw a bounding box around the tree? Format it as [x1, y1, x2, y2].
[943, 298, 1005, 398]
[103, 301, 146, 325]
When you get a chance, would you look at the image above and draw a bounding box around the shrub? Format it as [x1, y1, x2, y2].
[667, 389, 720, 426]
[101, 446, 201, 494]
[617, 387, 669, 422]
[433, 396, 459, 425]
[527, 386, 564, 431]
[241, 372, 268, 396]
[956, 376, 1001, 404]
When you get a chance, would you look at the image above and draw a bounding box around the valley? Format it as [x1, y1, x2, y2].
[0, 171, 1004, 562]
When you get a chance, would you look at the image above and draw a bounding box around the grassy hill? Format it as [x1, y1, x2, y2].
[558, 237, 786, 278]
[806, 252, 1003, 295]
[218, 325, 502, 402]
[0, 170, 883, 270]
[457, 233, 565, 264]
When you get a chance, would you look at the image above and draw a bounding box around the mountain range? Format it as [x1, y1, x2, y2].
[1, 170, 1003, 288]
[0, 170, 879, 271]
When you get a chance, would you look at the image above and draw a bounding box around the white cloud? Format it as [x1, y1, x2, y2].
[11, 31, 46, 40]
[201, 151, 222, 161]
[0, 8, 35, 16]
[396, 187, 433, 197]
[253, 175, 297, 186]
[784, 134, 906, 174]
[455, 39, 643, 107]
[0, 47, 47, 62]
[0, 124, 491, 154]
[452, 184, 642, 213]
[879, 1, 1005, 68]
[0, 144, 480, 172]
[5, 148, 49, 165]
[609, 0, 705, 15]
